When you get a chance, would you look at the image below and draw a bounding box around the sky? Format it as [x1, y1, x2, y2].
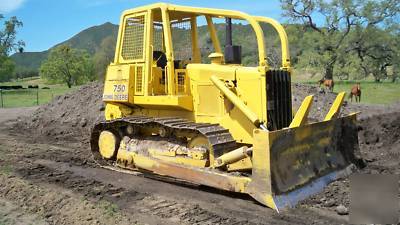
[0, 0, 284, 52]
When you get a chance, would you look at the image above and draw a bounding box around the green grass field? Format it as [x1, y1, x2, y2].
[298, 80, 400, 105]
[330, 82, 399, 104]
[292, 70, 400, 105]
[0, 77, 79, 108]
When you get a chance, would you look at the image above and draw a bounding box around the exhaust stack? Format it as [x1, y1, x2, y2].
[224, 18, 242, 64]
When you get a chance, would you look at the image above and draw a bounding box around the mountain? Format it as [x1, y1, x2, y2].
[11, 22, 119, 72]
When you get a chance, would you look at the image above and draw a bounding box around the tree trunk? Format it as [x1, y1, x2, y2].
[391, 74, 397, 83]
[324, 55, 336, 80]
[66, 75, 72, 88]
[324, 64, 334, 80]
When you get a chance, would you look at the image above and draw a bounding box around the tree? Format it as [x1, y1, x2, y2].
[392, 36, 400, 82]
[280, 0, 399, 80]
[93, 36, 116, 80]
[0, 55, 15, 82]
[350, 27, 395, 81]
[0, 15, 24, 81]
[346, 0, 399, 82]
[40, 45, 95, 88]
[14, 67, 39, 80]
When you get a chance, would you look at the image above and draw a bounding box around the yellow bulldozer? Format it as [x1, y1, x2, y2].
[91, 3, 362, 211]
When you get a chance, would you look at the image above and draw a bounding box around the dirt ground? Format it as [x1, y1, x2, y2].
[0, 82, 399, 224]
[0, 107, 38, 123]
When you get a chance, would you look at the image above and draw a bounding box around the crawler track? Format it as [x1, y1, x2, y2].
[90, 116, 237, 171]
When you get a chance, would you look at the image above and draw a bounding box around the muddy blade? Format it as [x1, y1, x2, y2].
[248, 114, 363, 210]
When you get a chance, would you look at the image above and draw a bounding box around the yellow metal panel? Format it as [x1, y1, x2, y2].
[211, 76, 260, 126]
[105, 103, 133, 120]
[187, 64, 257, 144]
[133, 95, 193, 111]
[289, 95, 313, 128]
[227, 157, 252, 172]
[196, 84, 221, 116]
[149, 66, 165, 95]
[235, 67, 265, 123]
[219, 107, 255, 144]
[103, 64, 135, 104]
[246, 128, 276, 210]
[151, 154, 207, 167]
[187, 63, 237, 81]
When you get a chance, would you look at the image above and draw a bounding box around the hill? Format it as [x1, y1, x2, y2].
[11, 22, 119, 72]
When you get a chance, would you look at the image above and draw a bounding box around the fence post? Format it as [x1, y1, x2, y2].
[36, 88, 39, 105]
[0, 89, 3, 108]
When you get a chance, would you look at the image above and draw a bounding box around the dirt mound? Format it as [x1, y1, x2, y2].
[291, 83, 351, 121]
[16, 82, 104, 142]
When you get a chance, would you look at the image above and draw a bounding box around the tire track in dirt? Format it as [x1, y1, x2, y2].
[15, 161, 252, 225]
[18, 156, 343, 225]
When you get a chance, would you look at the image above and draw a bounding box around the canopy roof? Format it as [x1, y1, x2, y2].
[122, 2, 253, 22]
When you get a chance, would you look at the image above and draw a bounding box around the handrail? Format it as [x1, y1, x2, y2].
[254, 16, 291, 70]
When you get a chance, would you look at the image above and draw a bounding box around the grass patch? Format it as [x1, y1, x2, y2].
[98, 201, 119, 217]
[0, 165, 13, 175]
[0, 218, 9, 225]
[0, 78, 79, 108]
[0, 145, 6, 160]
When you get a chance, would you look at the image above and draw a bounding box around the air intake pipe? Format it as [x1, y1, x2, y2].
[224, 18, 242, 64]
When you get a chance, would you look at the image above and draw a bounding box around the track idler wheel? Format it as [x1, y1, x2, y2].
[98, 130, 119, 159]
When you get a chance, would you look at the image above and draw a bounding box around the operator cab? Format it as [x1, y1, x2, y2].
[116, 6, 247, 97]
[106, 3, 291, 115]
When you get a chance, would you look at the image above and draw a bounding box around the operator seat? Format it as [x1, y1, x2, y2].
[153, 51, 167, 68]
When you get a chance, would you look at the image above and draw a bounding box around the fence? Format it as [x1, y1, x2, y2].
[0, 88, 54, 108]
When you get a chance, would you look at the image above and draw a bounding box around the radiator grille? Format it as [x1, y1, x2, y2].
[266, 70, 292, 130]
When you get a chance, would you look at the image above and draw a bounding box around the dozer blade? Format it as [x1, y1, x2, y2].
[247, 113, 363, 211]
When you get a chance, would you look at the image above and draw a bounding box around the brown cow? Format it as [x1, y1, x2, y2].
[349, 83, 361, 102]
[318, 78, 334, 92]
